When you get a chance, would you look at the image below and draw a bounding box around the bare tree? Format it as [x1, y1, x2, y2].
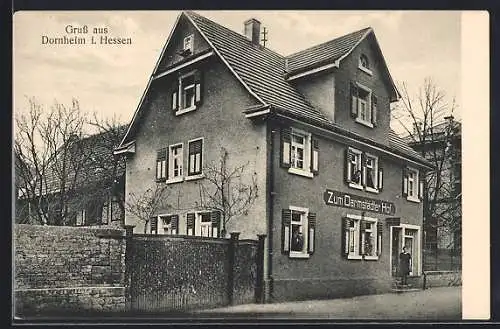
[125, 184, 172, 234]
[195, 147, 258, 237]
[392, 78, 461, 257]
[14, 97, 127, 226]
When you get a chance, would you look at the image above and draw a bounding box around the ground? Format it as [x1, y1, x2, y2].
[193, 286, 462, 320]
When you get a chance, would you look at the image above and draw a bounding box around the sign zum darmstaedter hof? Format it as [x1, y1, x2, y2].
[323, 189, 396, 216]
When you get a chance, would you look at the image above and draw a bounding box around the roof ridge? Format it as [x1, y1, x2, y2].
[286, 26, 372, 59]
[183, 10, 285, 60]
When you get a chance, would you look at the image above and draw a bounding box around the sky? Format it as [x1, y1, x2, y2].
[13, 11, 462, 134]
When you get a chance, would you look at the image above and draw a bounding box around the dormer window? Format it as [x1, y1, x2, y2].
[183, 34, 194, 54]
[358, 54, 373, 75]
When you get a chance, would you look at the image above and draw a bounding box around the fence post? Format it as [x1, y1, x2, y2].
[227, 232, 240, 306]
[124, 225, 135, 312]
[255, 234, 266, 304]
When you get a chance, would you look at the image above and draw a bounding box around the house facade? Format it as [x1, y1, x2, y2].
[115, 11, 433, 301]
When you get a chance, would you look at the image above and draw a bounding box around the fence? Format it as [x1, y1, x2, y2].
[125, 228, 265, 313]
[423, 248, 462, 272]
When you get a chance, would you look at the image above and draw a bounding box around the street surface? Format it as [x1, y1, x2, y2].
[193, 286, 461, 320]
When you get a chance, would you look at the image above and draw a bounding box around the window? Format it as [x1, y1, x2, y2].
[168, 143, 183, 182]
[157, 214, 178, 235]
[364, 153, 378, 192]
[172, 71, 203, 115]
[183, 34, 194, 53]
[345, 148, 383, 193]
[280, 127, 318, 178]
[402, 167, 422, 202]
[186, 211, 221, 237]
[187, 138, 203, 177]
[342, 215, 382, 260]
[358, 54, 372, 75]
[281, 206, 316, 258]
[156, 148, 167, 182]
[350, 82, 377, 127]
[346, 148, 363, 189]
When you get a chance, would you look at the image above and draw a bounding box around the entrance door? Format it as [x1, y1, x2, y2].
[391, 227, 401, 276]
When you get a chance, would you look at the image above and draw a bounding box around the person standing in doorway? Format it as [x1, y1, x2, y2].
[399, 246, 412, 285]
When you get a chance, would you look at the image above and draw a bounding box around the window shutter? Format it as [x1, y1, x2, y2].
[194, 70, 203, 106]
[371, 95, 378, 126]
[171, 215, 179, 235]
[350, 82, 358, 118]
[186, 212, 195, 235]
[344, 148, 350, 184]
[281, 209, 291, 254]
[150, 216, 158, 235]
[378, 164, 384, 191]
[280, 128, 291, 168]
[402, 168, 409, 197]
[311, 137, 319, 175]
[211, 211, 221, 237]
[172, 88, 178, 111]
[341, 217, 349, 258]
[377, 221, 383, 256]
[307, 212, 316, 255]
[188, 139, 203, 175]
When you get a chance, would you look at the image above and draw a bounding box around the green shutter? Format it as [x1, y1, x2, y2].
[371, 95, 378, 126]
[186, 212, 195, 235]
[280, 128, 291, 168]
[350, 82, 358, 118]
[211, 211, 221, 237]
[307, 212, 316, 255]
[282, 209, 291, 254]
[194, 70, 203, 106]
[311, 137, 319, 175]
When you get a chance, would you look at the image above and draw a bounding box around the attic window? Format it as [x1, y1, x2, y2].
[183, 34, 194, 55]
[358, 54, 372, 75]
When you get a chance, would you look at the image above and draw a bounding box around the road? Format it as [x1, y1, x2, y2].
[193, 286, 461, 320]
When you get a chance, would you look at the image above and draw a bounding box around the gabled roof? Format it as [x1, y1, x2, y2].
[184, 11, 331, 125]
[286, 27, 372, 74]
[118, 11, 429, 168]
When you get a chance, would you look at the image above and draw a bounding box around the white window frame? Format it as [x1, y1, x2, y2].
[176, 70, 197, 115]
[289, 205, 309, 259]
[288, 128, 313, 178]
[358, 54, 373, 76]
[157, 213, 177, 235]
[347, 147, 363, 190]
[183, 34, 194, 53]
[407, 167, 420, 202]
[167, 143, 184, 184]
[186, 137, 204, 181]
[364, 153, 379, 194]
[195, 211, 213, 237]
[346, 214, 378, 260]
[354, 83, 373, 128]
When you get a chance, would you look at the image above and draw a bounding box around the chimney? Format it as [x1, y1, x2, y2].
[244, 18, 261, 45]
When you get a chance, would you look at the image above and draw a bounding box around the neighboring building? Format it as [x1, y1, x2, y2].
[15, 127, 126, 227]
[115, 11, 433, 301]
[405, 116, 462, 266]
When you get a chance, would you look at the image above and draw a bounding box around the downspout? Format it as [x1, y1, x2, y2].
[267, 122, 275, 302]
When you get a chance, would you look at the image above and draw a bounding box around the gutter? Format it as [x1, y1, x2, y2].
[266, 123, 275, 302]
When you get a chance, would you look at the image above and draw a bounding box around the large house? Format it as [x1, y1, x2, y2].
[405, 116, 461, 270]
[115, 11, 434, 301]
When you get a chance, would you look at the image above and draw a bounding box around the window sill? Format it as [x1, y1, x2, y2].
[364, 255, 379, 261]
[156, 179, 167, 183]
[365, 187, 379, 194]
[288, 167, 314, 178]
[348, 182, 364, 190]
[289, 252, 310, 259]
[175, 105, 197, 116]
[347, 255, 363, 260]
[358, 66, 373, 76]
[406, 196, 421, 203]
[166, 177, 184, 184]
[185, 173, 204, 181]
[355, 118, 374, 128]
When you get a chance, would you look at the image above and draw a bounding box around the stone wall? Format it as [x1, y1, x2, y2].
[14, 224, 126, 316]
[424, 271, 462, 289]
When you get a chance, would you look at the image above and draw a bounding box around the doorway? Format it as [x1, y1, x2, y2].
[390, 224, 421, 277]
